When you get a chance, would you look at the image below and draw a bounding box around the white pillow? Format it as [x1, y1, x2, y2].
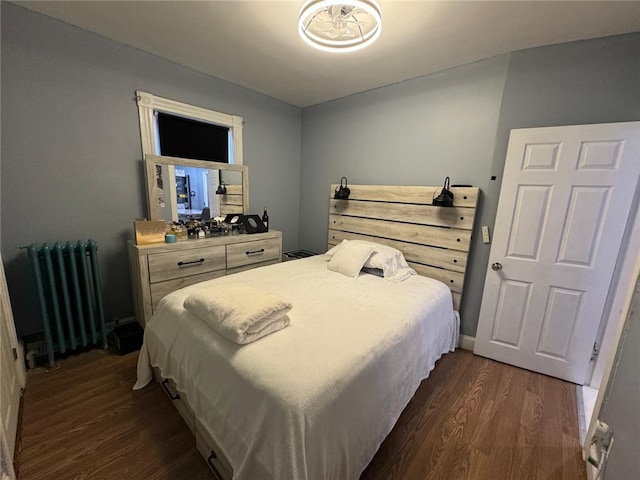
[327, 240, 374, 277]
[325, 240, 346, 256]
[367, 243, 416, 282]
[367, 243, 408, 273]
[327, 239, 416, 281]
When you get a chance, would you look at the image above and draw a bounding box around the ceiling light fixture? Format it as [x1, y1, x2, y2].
[298, 0, 382, 53]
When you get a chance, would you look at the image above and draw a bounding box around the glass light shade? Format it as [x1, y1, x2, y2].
[298, 0, 382, 53]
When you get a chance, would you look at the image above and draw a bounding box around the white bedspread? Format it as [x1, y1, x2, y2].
[135, 255, 458, 480]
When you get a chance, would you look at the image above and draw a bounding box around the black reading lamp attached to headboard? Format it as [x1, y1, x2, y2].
[334, 176, 351, 200]
[433, 176, 454, 207]
[215, 182, 227, 195]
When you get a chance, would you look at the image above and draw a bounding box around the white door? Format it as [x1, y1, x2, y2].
[474, 122, 640, 384]
[0, 252, 26, 476]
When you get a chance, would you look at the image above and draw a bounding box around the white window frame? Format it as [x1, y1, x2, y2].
[135, 90, 243, 165]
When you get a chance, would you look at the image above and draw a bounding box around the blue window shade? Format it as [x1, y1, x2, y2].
[158, 112, 229, 163]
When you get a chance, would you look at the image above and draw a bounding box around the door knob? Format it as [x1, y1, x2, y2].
[491, 262, 503, 271]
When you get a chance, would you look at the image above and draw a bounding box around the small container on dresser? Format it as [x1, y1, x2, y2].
[128, 230, 282, 327]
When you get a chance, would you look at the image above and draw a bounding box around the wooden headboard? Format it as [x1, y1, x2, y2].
[328, 185, 480, 310]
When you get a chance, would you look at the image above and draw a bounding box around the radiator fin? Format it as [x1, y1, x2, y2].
[26, 240, 106, 366]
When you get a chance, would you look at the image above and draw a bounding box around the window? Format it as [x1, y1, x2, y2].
[157, 113, 229, 163]
[136, 91, 243, 165]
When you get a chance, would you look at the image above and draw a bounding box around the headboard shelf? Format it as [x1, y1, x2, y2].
[328, 184, 480, 312]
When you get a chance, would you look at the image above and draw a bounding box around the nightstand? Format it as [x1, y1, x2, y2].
[282, 249, 317, 262]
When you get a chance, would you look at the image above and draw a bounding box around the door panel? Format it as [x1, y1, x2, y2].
[507, 185, 551, 260]
[536, 286, 583, 359]
[475, 122, 640, 383]
[578, 140, 623, 169]
[491, 279, 531, 347]
[523, 142, 560, 169]
[557, 187, 609, 266]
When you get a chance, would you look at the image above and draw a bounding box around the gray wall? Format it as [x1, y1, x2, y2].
[2, 1, 639, 340]
[2, 6, 639, 476]
[298, 33, 640, 336]
[298, 56, 509, 335]
[1, 3, 301, 336]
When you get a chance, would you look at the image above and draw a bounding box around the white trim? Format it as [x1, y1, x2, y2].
[1, 422, 16, 480]
[582, 262, 640, 466]
[589, 193, 640, 388]
[579, 181, 640, 475]
[135, 91, 243, 165]
[576, 385, 587, 443]
[458, 335, 475, 351]
[0, 252, 23, 480]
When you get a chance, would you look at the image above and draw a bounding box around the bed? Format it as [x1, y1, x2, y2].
[134, 184, 479, 479]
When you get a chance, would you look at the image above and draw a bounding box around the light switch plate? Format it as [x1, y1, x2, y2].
[481, 225, 491, 244]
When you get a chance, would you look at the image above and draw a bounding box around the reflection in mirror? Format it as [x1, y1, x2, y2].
[145, 154, 248, 222]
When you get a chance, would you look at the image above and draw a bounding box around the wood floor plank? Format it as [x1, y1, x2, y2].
[16, 350, 210, 480]
[15, 348, 587, 480]
[360, 351, 586, 480]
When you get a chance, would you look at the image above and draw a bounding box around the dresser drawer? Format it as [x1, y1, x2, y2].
[150, 270, 226, 310]
[195, 417, 233, 480]
[226, 258, 281, 276]
[148, 245, 225, 283]
[129, 232, 282, 327]
[226, 238, 281, 269]
[153, 367, 194, 434]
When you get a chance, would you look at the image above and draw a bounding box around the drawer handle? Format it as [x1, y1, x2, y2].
[177, 258, 205, 267]
[206, 451, 224, 480]
[161, 379, 180, 400]
[245, 248, 265, 257]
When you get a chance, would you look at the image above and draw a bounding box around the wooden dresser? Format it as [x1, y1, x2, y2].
[128, 231, 282, 327]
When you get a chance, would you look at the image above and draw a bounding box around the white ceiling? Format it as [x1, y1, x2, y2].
[13, 1, 640, 107]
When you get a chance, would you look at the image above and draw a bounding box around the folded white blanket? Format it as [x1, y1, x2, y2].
[183, 283, 292, 344]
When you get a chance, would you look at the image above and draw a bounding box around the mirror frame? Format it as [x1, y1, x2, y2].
[144, 154, 249, 221]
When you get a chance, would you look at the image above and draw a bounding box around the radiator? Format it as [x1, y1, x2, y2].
[26, 240, 107, 366]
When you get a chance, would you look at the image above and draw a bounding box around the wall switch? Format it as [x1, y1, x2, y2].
[481, 225, 491, 244]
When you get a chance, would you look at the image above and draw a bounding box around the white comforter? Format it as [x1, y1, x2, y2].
[135, 255, 458, 480]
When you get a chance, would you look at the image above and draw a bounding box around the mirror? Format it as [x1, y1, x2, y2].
[144, 154, 248, 222]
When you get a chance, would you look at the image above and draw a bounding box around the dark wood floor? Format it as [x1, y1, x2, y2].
[15, 348, 587, 480]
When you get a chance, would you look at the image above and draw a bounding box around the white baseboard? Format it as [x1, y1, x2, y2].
[459, 335, 475, 351]
[577, 385, 587, 444]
